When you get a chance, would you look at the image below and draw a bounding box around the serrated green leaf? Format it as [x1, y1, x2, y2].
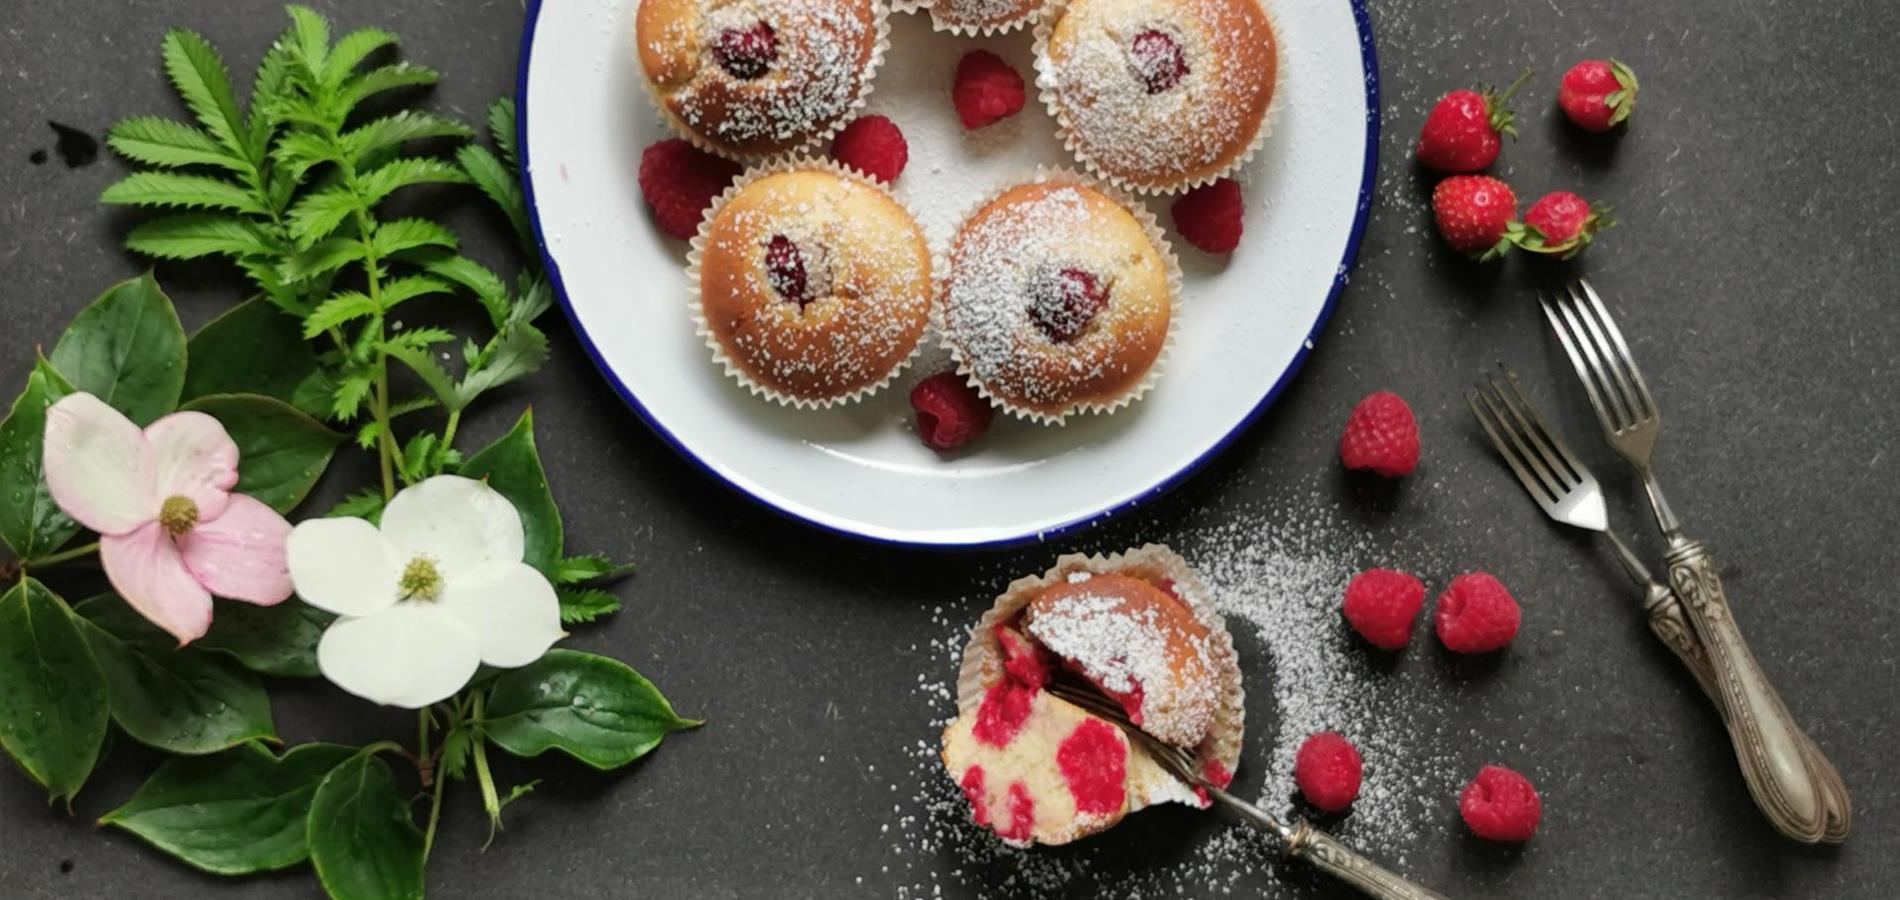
[323, 27, 397, 89]
[335, 63, 438, 116]
[379, 274, 452, 310]
[106, 116, 245, 171]
[0, 362, 80, 560]
[556, 588, 620, 625]
[396, 432, 437, 483]
[101, 171, 266, 214]
[279, 236, 367, 282]
[183, 296, 320, 410]
[382, 343, 460, 411]
[329, 367, 374, 421]
[406, 249, 508, 320]
[0, 579, 109, 804]
[383, 326, 454, 353]
[183, 393, 343, 513]
[307, 752, 425, 900]
[303, 291, 379, 337]
[284, 5, 332, 82]
[458, 143, 529, 252]
[73, 596, 276, 755]
[325, 488, 385, 521]
[487, 97, 518, 170]
[271, 130, 340, 182]
[483, 650, 697, 770]
[457, 322, 548, 406]
[345, 111, 470, 165]
[100, 742, 354, 875]
[435, 728, 471, 782]
[126, 213, 275, 261]
[372, 218, 458, 259]
[358, 156, 470, 207]
[458, 408, 562, 572]
[49, 274, 188, 425]
[287, 185, 361, 247]
[247, 32, 297, 150]
[551, 554, 635, 585]
[198, 600, 333, 678]
[161, 28, 252, 163]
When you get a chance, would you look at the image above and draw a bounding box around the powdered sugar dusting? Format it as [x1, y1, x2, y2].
[1025, 588, 1219, 747]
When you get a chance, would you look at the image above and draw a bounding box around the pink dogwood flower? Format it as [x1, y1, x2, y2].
[42, 392, 293, 644]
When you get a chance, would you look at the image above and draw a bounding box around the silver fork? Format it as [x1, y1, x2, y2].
[1045, 681, 1449, 900]
[1466, 366, 1720, 699]
[1541, 279, 1850, 844]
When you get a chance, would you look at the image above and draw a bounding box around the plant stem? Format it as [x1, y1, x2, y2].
[470, 692, 502, 847]
[27, 541, 100, 568]
[423, 759, 449, 860]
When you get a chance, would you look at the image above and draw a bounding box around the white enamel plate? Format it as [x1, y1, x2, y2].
[518, 0, 1379, 547]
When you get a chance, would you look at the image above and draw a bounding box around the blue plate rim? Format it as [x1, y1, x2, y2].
[514, 1, 1382, 550]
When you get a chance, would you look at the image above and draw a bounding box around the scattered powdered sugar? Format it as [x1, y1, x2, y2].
[1024, 588, 1219, 747]
[874, 482, 1479, 898]
[928, 0, 1043, 32]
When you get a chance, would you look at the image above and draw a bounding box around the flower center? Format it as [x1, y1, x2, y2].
[399, 557, 444, 601]
[158, 495, 199, 536]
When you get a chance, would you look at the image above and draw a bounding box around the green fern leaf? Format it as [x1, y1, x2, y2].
[334, 63, 438, 117]
[106, 116, 245, 171]
[487, 97, 518, 170]
[272, 130, 341, 182]
[101, 171, 267, 213]
[358, 157, 470, 206]
[161, 28, 253, 163]
[125, 213, 274, 260]
[556, 588, 621, 624]
[383, 343, 462, 411]
[383, 327, 455, 352]
[344, 111, 470, 165]
[457, 144, 529, 252]
[329, 367, 375, 421]
[287, 185, 361, 247]
[303, 291, 380, 337]
[323, 27, 398, 89]
[247, 31, 298, 150]
[457, 322, 548, 406]
[279, 236, 367, 281]
[284, 6, 332, 80]
[377, 275, 451, 310]
[372, 218, 458, 258]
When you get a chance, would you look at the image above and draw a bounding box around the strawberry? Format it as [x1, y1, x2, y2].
[1415, 70, 1533, 173]
[1558, 59, 1638, 132]
[1431, 175, 1517, 260]
[1513, 191, 1611, 258]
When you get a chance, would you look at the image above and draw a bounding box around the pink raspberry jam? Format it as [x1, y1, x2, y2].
[959, 766, 989, 826]
[1000, 781, 1036, 842]
[972, 680, 1035, 747]
[1056, 719, 1128, 816]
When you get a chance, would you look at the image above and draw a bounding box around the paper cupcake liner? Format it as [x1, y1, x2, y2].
[633, 0, 892, 165]
[921, 0, 1049, 36]
[952, 544, 1247, 812]
[687, 156, 932, 410]
[1032, 0, 1282, 195]
[932, 167, 1182, 426]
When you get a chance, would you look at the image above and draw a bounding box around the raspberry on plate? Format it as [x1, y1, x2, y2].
[1434, 572, 1521, 653]
[1342, 568, 1425, 650]
[1294, 732, 1363, 812]
[1339, 391, 1420, 477]
[636, 138, 742, 240]
[953, 50, 1026, 129]
[1460, 764, 1541, 841]
[830, 115, 909, 183]
[911, 371, 994, 451]
[1170, 178, 1244, 254]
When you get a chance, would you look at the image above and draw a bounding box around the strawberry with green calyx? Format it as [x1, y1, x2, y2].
[1431, 175, 1519, 261]
[1511, 191, 1612, 258]
[1559, 59, 1638, 132]
[1415, 69, 1534, 174]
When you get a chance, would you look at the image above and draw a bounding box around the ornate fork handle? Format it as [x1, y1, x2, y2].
[1284, 822, 1450, 900]
[1665, 538, 1851, 843]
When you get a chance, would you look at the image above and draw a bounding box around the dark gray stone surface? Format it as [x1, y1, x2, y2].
[1, 0, 1895, 897]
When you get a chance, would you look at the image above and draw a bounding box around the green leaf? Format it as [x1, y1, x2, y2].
[49, 274, 188, 425]
[458, 143, 529, 251]
[284, 5, 333, 82]
[487, 97, 518, 170]
[383, 326, 454, 353]
[101, 171, 266, 214]
[345, 111, 470, 165]
[198, 600, 333, 678]
[551, 554, 634, 585]
[458, 409, 562, 572]
[556, 588, 620, 625]
[435, 727, 471, 782]
[183, 394, 343, 513]
[106, 116, 245, 171]
[0, 362, 80, 560]
[100, 742, 355, 875]
[247, 31, 298, 150]
[73, 596, 275, 755]
[359, 156, 471, 206]
[380, 274, 452, 309]
[484, 650, 697, 770]
[458, 322, 548, 406]
[323, 27, 397, 88]
[407, 249, 508, 319]
[0, 579, 109, 803]
[183, 297, 320, 411]
[287, 185, 361, 248]
[161, 28, 252, 162]
[304, 291, 379, 338]
[382, 344, 460, 411]
[325, 488, 385, 522]
[307, 752, 425, 900]
[329, 367, 375, 421]
[271, 130, 341, 182]
[280, 236, 368, 282]
[126, 213, 275, 261]
[372, 218, 458, 258]
[335, 63, 438, 115]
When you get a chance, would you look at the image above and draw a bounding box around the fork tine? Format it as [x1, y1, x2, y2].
[1566, 282, 1649, 424]
[1577, 278, 1658, 418]
[1544, 289, 1634, 430]
[1499, 365, 1594, 481]
[1474, 376, 1569, 500]
[1467, 388, 1558, 508]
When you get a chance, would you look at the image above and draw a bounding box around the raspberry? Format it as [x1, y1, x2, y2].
[1027, 266, 1108, 343]
[764, 234, 810, 307]
[953, 50, 1026, 129]
[830, 115, 909, 183]
[1434, 572, 1521, 653]
[1170, 178, 1244, 253]
[636, 138, 742, 240]
[1459, 764, 1541, 841]
[911, 372, 994, 451]
[1129, 30, 1189, 93]
[1338, 391, 1420, 477]
[710, 21, 777, 80]
[1341, 568, 1424, 650]
[1294, 732, 1363, 812]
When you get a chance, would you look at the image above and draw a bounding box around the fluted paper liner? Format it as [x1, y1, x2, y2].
[633, 0, 891, 164]
[687, 157, 931, 409]
[932, 167, 1181, 426]
[951, 544, 1246, 819]
[919, 0, 1049, 35]
[1032, 0, 1282, 195]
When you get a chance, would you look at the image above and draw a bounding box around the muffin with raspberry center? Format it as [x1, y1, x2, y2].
[939, 173, 1178, 423]
[692, 162, 931, 407]
[1035, 0, 1278, 192]
[635, 0, 886, 159]
[941, 545, 1245, 846]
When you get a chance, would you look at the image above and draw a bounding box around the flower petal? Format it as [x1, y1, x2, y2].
[101, 523, 213, 645]
[286, 517, 399, 617]
[380, 475, 526, 577]
[178, 494, 293, 606]
[42, 392, 157, 535]
[144, 410, 239, 522]
[441, 561, 564, 668]
[317, 603, 481, 708]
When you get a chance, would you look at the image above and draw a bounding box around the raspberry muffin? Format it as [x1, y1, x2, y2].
[1035, 0, 1278, 193]
[635, 0, 886, 159]
[924, 0, 1044, 35]
[941, 545, 1245, 846]
[691, 162, 931, 406]
[938, 173, 1176, 423]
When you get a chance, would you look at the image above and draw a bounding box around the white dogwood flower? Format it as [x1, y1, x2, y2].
[287, 475, 563, 708]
